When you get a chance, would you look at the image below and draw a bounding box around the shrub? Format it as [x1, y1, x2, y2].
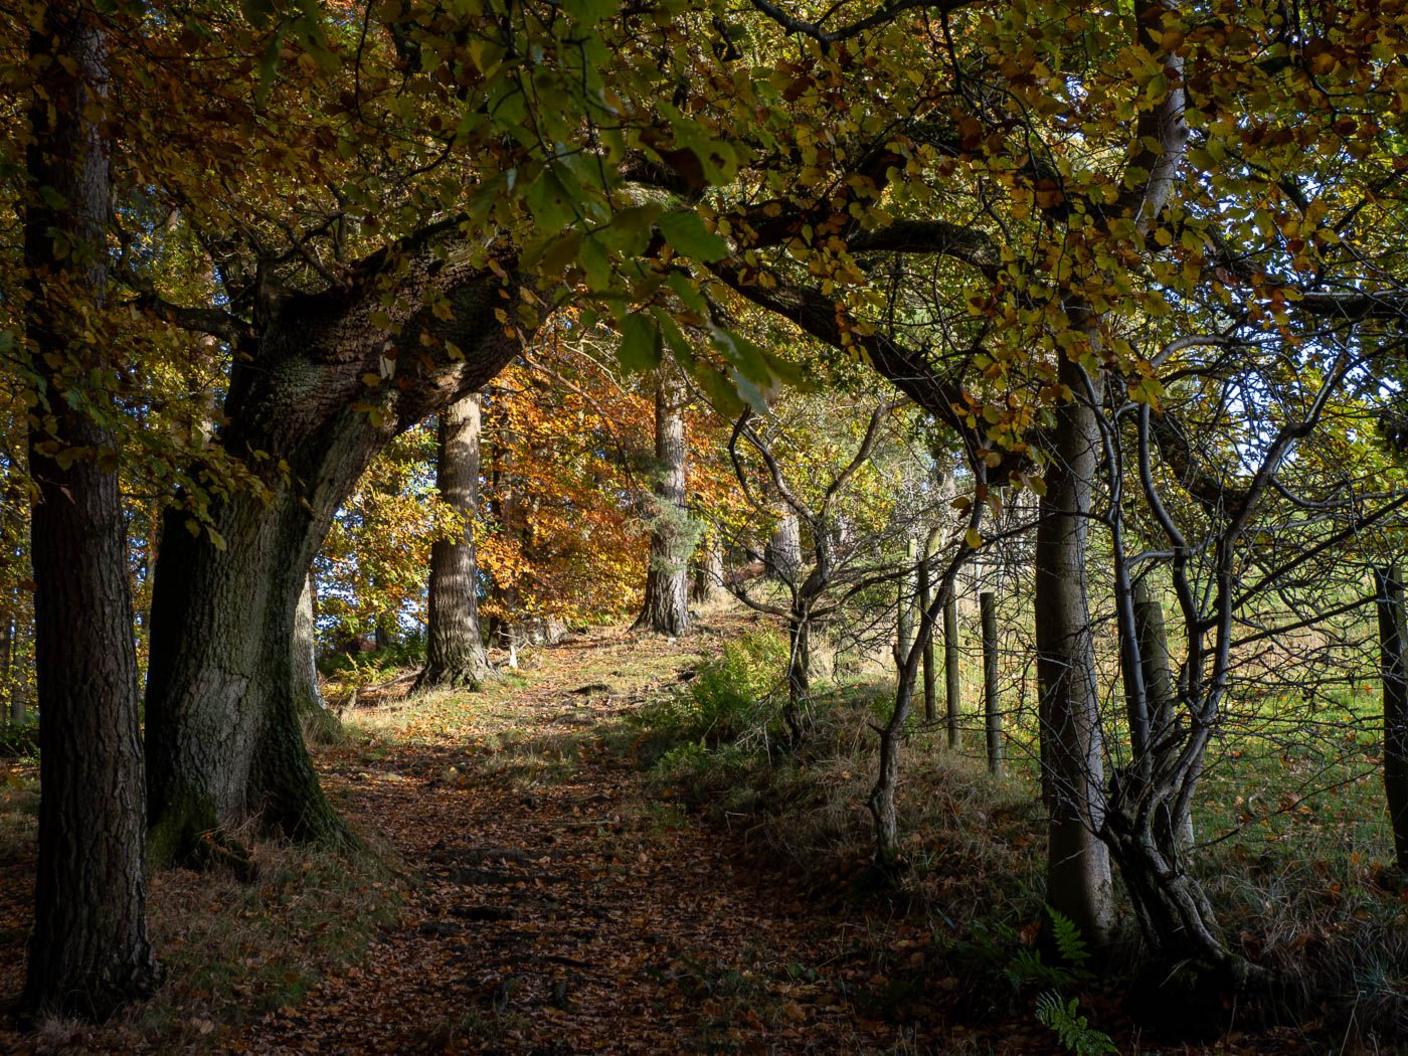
[634, 627, 788, 754]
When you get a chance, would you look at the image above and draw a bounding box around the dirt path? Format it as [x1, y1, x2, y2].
[236, 628, 912, 1055]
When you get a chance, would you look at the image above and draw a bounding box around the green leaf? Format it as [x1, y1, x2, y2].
[688, 362, 746, 417]
[254, 30, 283, 106]
[617, 313, 660, 373]
[602, 205, 661, 255]
[652, 309, 695, 366]
[525, 165, 578, 231]
[657, 211, 729, 262]
[581, 236, 613, 291]
[666, 271, 709, 316]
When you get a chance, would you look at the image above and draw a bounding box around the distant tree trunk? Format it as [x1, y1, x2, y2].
[690, 537, 724, 605]
[9, 612, 29, 725]
[1034, 359, 1114, 949]
[897, 536, 917, 659]
[292, 575, 340, 745]
[919, 529, 939, 723]
[765, 513, 801, 582]
[293, 576, 323, 714]
[634, 367, 691, 636]
[0, 613, 12, 724]
[374, 613, 397, 650]
[944, 592, 960, 748]
[144, 234, 523, 865]
[1376, 565, 1408, 871]
[418, 393, 491, 690]
[22, 2, 159, 1017]
[981, 591, 1002, 775]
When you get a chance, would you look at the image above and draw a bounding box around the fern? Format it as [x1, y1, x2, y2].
[1004, 948, 1076, 991]
[1045, 905, 1091, 969]
[1035, 991, 1117, 1056]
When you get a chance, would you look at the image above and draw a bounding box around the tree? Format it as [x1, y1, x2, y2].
[725, 392, 932, 749]
[20, 0, 158, 1017]
[418, 393, 492, 689]
[1033, 361, 1115, 949]
[142, 234, 520, 862]
[634, 365, 693, 636]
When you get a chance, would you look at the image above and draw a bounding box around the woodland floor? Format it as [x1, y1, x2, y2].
[0, 611, 1381, 1054]
[233, 613, 989, 1055]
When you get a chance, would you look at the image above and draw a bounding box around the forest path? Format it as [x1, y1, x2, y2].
[238, 617, 911, 1055]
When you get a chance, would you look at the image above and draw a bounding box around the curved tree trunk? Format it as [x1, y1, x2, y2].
[1034, 358, 1115, 949]
[417, 393, 491, 690]
[22, 2, 159, 1017]
[145, 235, 521, 864]
[634, 366, 691, 636]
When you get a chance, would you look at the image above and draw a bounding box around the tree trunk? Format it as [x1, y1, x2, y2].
[293, 574, 341, 745]
[145, 232, 521, 864]
[0, 613, 12, 724]
[919, 530, 938, 723]
[1034, 358, 1114, 949]
[1376, 565, 1408, 871]
[981, 591, 1002, 775]
[944, 592, 960, 749]
[22, 2, 159, 1017]
[418, 393, 491, 690]
[765, 513, 801, 582]
[634, 367, 691, 636]
[785, 616, 810, 745]
[1132, 576, 1193, 849]
[293, 575, 323, 714]
[897, 536, 917, 660]
[9, 614, 29, 725]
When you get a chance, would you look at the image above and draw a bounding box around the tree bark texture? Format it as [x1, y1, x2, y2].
[22, 2, 159, 1017]
[1033, 357, 1114, 948]
[418, 393, 491, 690]
[634, 367, 691, 636]
[145, 228, 523, 862]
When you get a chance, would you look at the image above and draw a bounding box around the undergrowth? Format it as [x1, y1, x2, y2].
[628, 625, 1408, 1050]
